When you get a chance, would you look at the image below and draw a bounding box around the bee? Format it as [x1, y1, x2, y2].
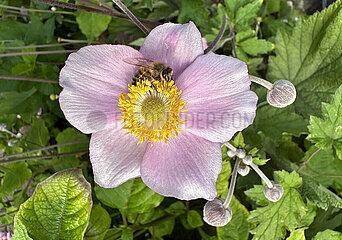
[124, 58, 174, 88]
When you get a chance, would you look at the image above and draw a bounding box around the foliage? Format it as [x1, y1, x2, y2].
[0, 0, 341, 239]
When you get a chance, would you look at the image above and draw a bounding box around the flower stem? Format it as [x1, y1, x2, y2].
[0, 140, 88, 161]
[204, 14, 227, 54]
[224, 142, 237, 152]
[0, 150, 88, 164]
[249, 75, 274, 90]
[0, 42, 75, 50]
[112, 0, 150, 35]
[0, 49, 75, 58]
[0, 75, 59, 84]
[223, 159, 239, 209]
[250, 162, 273, 188]
[0, 4, 73, 15]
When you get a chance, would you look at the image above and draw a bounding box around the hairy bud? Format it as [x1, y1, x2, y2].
[237, 163, 250, 176]
[242, 155, 253, 165]
[267, 80, 296, 108]
[0, 123, 7, 131]
[203, 198, 232, 227]
[236, 149, 246, 159]
[264, 184, 284, 202]
[227, 149, 236, 158]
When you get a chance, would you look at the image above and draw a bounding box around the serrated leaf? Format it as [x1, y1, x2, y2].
[286, 229, 305, 240]
[121, 227, 133, 240]
[84, 204, 111, 240]
[245, 185, 269, 206]
[75, 4, 111, 43]
[217, 197, 250, 240]
[313, 229, 342, 240]
[187, 210, 203, 228]
[238, 37, 274, 56]
[15, 168, 92, 240]
[248, 171, 308, 240]
[307, 85, 342, 159]
[216, 161, 231, 197]
[12, 218, 33, 240]
[95, 178, 164, 213]
[235, 0, 263, 31]
[26, 117, 49, 149]
[268, 2, 342, 117]
[0, 162, 32, 198]
[177, 0, 210, 27]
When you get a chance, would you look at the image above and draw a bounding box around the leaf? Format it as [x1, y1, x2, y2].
[187, 210, 203, 228]
[216, 160, 231, 197]
[217, 197, 250, 240]
[95, 178, 164, 213]
[26, 117, 49, 149]
[238, 37, 274, 56]
[0, 20, 27, 41]
[75, 4, 111, 43]
[53, 128, 89, 171]
[12, 218, 33, 240]
[0, 162, 32, 198]
[267, 2, 342, 117]
[301, 147, 342, 191]
[15, 168, 92, 240]
[313, 229, 342, 240]
[177, 0, 210, 27]
[286, 229, 305, 240]
[84, 204, 111, 240]
[307, 85, 342, 159]
[247, 171, 308, 240]
[234, 0, 263, 31]
[121, 227, 133, 240]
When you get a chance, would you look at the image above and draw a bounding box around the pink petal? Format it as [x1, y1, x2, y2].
[140, 22, 204, 77]
[177, 54, 258, 142]
[59, 45, 142, 133]
[141, 132, 222, 200]
[90, 124, 147, 188]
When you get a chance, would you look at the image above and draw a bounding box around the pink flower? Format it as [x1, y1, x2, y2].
[59, 22, 257, 200]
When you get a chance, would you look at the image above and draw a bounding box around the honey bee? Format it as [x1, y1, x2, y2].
[124, 58, 174, 88]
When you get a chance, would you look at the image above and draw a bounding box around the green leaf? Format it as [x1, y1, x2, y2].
[95, 178, 164, 213]
[187, 210, 203, 228]
[307, 85, 342, 159]
[121, 227, 133, 240]
[53, 128, 88, 171]
[301, 147, 342, 190]
[267, 2, 342, 117]
[235, 0, 263, 31]
[0, 162, 32, 198]
[313, 229, 342, 240]
[286, 229, 305, 240]
[12, 218, 33, 240]
[217, 197, 250, 240]
[247, 171, 308, 240]
[238, 37, 274, 56]
[75, 6, 111, 43]
[216, 160, 231, 197]
[26, 117, 49, 149]
[177, 0, 210, 27]
[84, 204, 111, 240]
[245, 185, 269, 206]
[0, 20, 27, 41]
[15, 168, 92, 240]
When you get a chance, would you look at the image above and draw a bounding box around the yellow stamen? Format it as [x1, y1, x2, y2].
[118, 80, 187, 144]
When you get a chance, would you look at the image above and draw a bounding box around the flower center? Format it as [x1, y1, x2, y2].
[118, 80, 187, 144]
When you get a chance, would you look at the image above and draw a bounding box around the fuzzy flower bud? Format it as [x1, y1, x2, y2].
[242, 155, 253, 165]
[203, 198, 232, 227]
[227, 149, 236, 158]
[264, 184, 284, 202]
[235, 149, 246, 159]
[267, 80, 296, 108]
[237, 163, 250, 176]
[0, 123, 7, 131]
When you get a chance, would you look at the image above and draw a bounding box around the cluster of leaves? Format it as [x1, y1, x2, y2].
[0, 0, 341, 239]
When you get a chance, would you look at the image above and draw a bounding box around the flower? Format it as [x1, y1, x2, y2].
[59, 22, 257, 200]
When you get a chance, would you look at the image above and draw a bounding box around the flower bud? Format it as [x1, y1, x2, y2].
[236, 149, 246, 159]
[227, 149, 236, 158]
[242, 155, 253, 165]
[237, 163, 250, 176]
[0, 123, 7, 131]
[203, 198, 232, 227]
[267, 80, 296, 108]
[264, 184, 284, 202]
[8, 139, 15, 147]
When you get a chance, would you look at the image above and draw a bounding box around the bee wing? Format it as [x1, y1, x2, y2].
[123, 57, 154, 67]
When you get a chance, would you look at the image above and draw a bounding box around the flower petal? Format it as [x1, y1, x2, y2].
[140, 22, 204, 77]
[141, 132, 222, 200]
[59, 45, 142, 133]
[90, 125, 147, 188]
[177, 53, 258, 142]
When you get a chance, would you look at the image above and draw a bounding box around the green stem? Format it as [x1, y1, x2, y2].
[0, 4, 74, 15]
[0, 75, 58, 84]
[0, 49, 75, 58]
